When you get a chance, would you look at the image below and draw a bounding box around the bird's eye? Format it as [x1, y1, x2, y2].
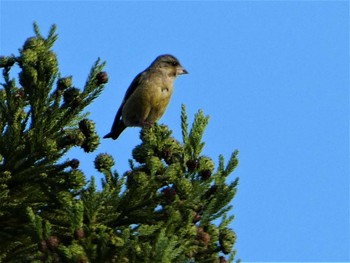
[171, 62, 178, 66]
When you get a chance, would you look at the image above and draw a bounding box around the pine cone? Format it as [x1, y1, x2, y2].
[46, 235, 60, 250]
[192, 212, 201, 223]
[186, 159, 199, 172]
[219, 256, 228, 263]
[69, 159, 80, 169]
[196, 227, 210, 247]
[199, 169, 212, 180]
[74, 228, 86, 240]
[15, 89, 25, 99]
[96, 71, 108, 85]
[163, 187, 176, 202]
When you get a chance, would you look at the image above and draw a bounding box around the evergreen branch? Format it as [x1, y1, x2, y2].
[79, 58, 107, 111]
[219, 214, 235, 229]
[218, 154, 225, 174]
[52, 59, 106, 134]
[33, 22, 42, 38]
[0, 23, 240, 262]
[181, 104, 189, 146]
[46, 24, 58, 48]
[188, 109, 210, 158]
[224, 150, 239, 177]
[208, 205, 233, 223]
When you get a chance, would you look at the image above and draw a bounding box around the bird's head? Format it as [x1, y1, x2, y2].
[150, 54, 188, 77]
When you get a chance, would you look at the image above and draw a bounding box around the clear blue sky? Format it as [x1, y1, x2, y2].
[1, 1, 349, 262]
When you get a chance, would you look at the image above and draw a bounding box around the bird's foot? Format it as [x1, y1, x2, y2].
[140, 121, 155, 128]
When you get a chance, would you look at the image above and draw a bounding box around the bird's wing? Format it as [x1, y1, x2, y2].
[123, 71, 145, 104]
[114, 71, 145, 122]
[103, 71, 145, 140]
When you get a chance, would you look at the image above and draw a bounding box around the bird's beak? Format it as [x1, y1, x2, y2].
[177, 67, 189, 75]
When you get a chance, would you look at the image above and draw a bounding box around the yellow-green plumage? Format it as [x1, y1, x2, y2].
[104, 54, 188, 140]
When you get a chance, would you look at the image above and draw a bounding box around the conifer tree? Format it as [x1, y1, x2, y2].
[0, 24, 239, 263]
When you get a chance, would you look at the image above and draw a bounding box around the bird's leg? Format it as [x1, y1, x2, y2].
[140, 120, 155, 128]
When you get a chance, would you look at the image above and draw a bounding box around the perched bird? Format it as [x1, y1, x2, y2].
[104, 54, 188, 140]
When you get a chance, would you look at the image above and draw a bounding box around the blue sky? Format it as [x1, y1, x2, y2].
[1, 1, 349, 262]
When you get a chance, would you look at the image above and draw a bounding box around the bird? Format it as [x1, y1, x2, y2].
[103, 54, 188, 140]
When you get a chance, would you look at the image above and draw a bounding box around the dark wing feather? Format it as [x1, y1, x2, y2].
[122, 71, 145, 106]
[103, 71, 145, 140]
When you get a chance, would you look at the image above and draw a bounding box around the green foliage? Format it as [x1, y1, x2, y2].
[0, 23, 107, 262]
[0, 23, 239, 262]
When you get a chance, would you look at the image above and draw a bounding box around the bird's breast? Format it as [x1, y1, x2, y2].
[143, 82, 173, 122]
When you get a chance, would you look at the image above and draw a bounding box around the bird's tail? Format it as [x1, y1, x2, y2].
[103, 120, 126, 140]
